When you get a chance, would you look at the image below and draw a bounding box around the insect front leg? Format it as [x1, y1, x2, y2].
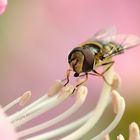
[76, 73, 88, 88]
[62, 69, 72, 86]
[72, 73, 88, 94]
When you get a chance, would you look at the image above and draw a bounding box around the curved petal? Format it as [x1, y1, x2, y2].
[0, 106, 17, 140]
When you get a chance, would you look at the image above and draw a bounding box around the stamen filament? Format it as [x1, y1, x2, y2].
[11, 85, 74, 127]
[8, 80, 63, 122]
[48, 80, 63, 97]
[61, 65, 114, 140]
[23, 65, 115, 140]
[9, 95, 51, 123]
[17, 86, 88, 138]
[91, 91, 125, 140]
[129, 122, 140, 140]
[3, 91, 31, 112]
[102, 135, 110, 140]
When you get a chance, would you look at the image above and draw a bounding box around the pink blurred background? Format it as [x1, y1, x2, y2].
[0, 0, 140, 139]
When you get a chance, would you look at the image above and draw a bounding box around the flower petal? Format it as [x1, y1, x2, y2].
[0, 106, 17, 140]
[0, 0, 7, 15]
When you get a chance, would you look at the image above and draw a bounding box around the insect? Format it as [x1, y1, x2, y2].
[64, 27, 140, 88]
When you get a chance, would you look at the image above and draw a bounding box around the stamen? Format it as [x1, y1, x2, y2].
[19, 91, 32, 106]
[3, 59, 127, 140]
[112, 90, 121, 114]
[17, 86, 87, 138]
[129, 122, 140, 140]
[112, 73, 121, 91]
[10, 85, 74, 128]
[8, 81, 64, 125]
[117, 134, 125, 140]
[24, 113, 90, 140]
[3, 91, 31, 112]
[25, 64, 115, 140]
[60, 63, 115, 140]
[91, 91, 125, 140]
[48, 80, 63, 97]
[8, 94, 49, 123]
[102, 135, 110, 140]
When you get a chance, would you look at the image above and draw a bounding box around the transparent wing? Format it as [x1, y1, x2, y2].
[104, 34, 140, 58]
[115, 34, 140, 49]
[88, 26, 117, 44]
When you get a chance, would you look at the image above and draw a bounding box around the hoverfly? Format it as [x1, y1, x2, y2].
[64, 27, 140, 88]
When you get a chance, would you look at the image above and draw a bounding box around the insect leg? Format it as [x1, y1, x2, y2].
[62, 69, 72, 86]
[72, 73, 88, 94]
[101, 61, 114, 75]
[88, 72, 111, 85]
[92, 69, 112, 86]
[76, 73, 88, 88]
[99, 61, 114, 85]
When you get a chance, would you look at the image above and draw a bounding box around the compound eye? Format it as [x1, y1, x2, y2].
[74, 73, 79, 77]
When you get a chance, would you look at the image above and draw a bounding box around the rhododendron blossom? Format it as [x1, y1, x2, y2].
[0, 1, 140, 140]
